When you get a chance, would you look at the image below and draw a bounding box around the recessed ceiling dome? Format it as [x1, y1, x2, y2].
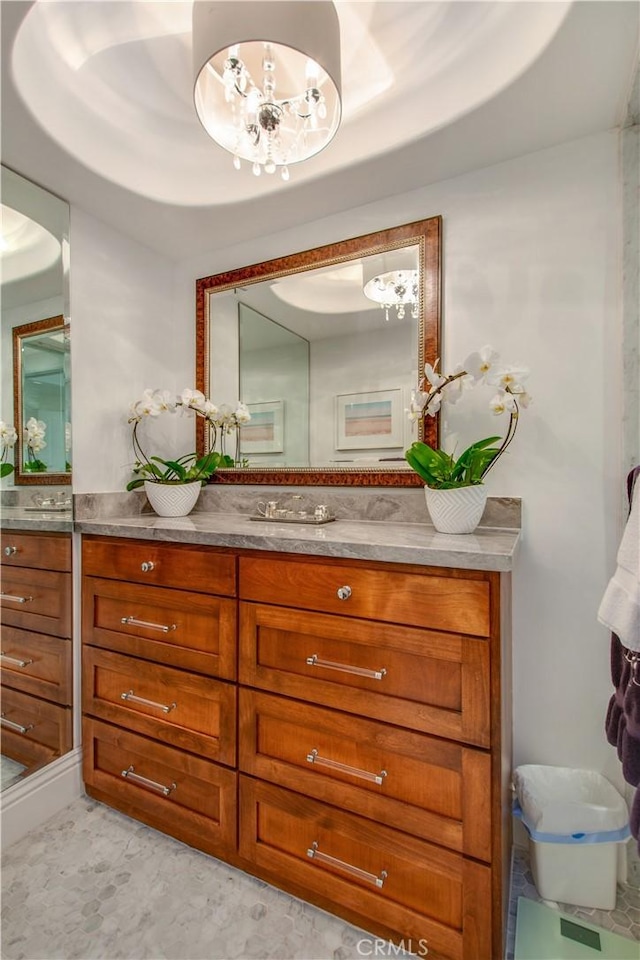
[10, 1, 570, 206]
[0, 205, 61, 283]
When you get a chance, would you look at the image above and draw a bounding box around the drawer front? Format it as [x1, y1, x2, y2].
[82, 536, 236, 596]
[83, 577, 237, 679]
[239, 690, 491, 861]
[1, 531, 71, 572]
[240, 603, 490, 746]
[1, 567, 72, 638]
[1, 626, 72, 705]
[1, 686, 72, 758]
[240, 556, 492, 637]
[83, 717, 236, 857]
[83, 647, 236, 766]
[240, 777, 492, 960]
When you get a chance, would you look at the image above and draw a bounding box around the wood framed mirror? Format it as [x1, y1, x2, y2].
[12, 314, 71, 485]
[196, 216, 441, 486]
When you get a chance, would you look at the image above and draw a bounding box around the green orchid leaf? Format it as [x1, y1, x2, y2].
[0, 463, 14, 478]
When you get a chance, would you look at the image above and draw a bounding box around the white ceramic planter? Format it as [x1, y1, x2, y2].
[144, 480, 202, 518]
[424, 484, 487, 534]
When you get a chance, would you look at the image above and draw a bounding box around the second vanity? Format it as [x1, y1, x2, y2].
[76, 504, 518, 960]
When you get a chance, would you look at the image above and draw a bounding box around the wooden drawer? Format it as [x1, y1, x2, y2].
[83, 647, 236, 766]
[83, 577, 237, 679]
[1, 686, 72, 765]
[239, 555, 492, 638]
[239, 603, 490, 746]
[1, 566, 72, 638]
[1, 626, 72, 705]
[1, 530, 71, 572]
[239, 777, 492, 960]
[82, 536, 236, 596]
[83, 717, 237, 859]
[239, 690, 491, 862]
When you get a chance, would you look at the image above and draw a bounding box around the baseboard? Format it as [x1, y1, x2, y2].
[1, 748, 83, 848]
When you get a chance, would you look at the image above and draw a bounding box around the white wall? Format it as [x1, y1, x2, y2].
[74, 130, 625, 783]
[310, 322, 416, 463]
[70, 207, 189, 493]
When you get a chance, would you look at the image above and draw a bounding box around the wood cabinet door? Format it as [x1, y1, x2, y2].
[239, 603, 490, 746]
[1, 568, 72, 638]
[83, 717, 237, 860]
[83, 577, 237, 679]
[240, 555, 492, 638]
[83, 646, 236, 766]
[239, 777, 492, 960]
[1, 531, 71, 572]
[239, 689, 491, 862]
[1, 686, 72, 762]
[1, 626, 72, 705]
[82, 536, 236, 595]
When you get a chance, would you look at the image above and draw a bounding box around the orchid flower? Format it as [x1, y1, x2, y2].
[0, 421, 17, 478]
[0, 422, 18, 447]
[127, 387, 252, 484]
[463, 345, 500, 383]
[406, 344, 532, 489]
[488, 364, 529, 393]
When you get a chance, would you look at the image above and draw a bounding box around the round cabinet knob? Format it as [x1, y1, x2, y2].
[336, 585, 352, 601]
[4, 546, 17, 556]
[141, 561, 155, 573]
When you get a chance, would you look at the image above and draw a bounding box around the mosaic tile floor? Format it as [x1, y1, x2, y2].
[1, 795, 639, 959]
[0, 755, 27, 792]
[506, 847, 640, 958]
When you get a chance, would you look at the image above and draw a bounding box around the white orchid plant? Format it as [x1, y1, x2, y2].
[127, 388, 251, 491]
[23, 417, 48, 472]
[405, 345, 531, 489]
[0, 421, 18, 478]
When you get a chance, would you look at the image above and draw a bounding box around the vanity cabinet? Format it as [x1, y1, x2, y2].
[0, 530, 73, 770]
[238, 554, 509, 960]
[80, 535, 511, 960]
[81, 536, 238, 859]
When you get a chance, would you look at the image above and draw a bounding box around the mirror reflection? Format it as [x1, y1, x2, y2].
[1, 166, 72, 794]
[197, 217, 441, 485]
[1, 165, 71, 486]
[13, 315, 71, 479]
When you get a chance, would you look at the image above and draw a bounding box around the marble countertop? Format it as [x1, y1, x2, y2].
[0, 506, 73, 533]
[74, 511, 520, 571]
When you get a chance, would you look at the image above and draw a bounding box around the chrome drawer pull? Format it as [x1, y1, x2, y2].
[3, 545, 17, 556]
[121, 765, 176, 796]
[336, 585, 352, 601]
[305, 654, 386, 681]
[0, 713, 34, 734]
[120, 690, 176, 714]
[1, 651, 34, 668]
[140, 561, 154, 573]
[306, 749, 387, 785]
[120, 616, 176, 633]
[0, 592, 33, 604]
[306, 842, 387, 888]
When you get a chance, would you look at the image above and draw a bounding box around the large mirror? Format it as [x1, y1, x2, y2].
[1, 167, 72, 795]
[1, 165, 71, 485]
[196, 217, 441, 486]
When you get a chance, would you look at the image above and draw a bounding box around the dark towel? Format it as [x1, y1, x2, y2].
[605, 466, 640, 854]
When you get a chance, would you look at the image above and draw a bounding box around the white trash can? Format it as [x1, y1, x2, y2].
[513, 764, 630, 910]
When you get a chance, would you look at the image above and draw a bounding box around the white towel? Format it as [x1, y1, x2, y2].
[598, 483, 640, 651]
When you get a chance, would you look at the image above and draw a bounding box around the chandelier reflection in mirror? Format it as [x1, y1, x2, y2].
[363, 270, 420, 322]
[193, 1, 342, 180]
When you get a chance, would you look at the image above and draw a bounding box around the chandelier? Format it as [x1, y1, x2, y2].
[193, 1, 342, 180]
[363, 270, 420, 322]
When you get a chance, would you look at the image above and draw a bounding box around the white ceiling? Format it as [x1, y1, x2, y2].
[1, 0, 638, 262]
